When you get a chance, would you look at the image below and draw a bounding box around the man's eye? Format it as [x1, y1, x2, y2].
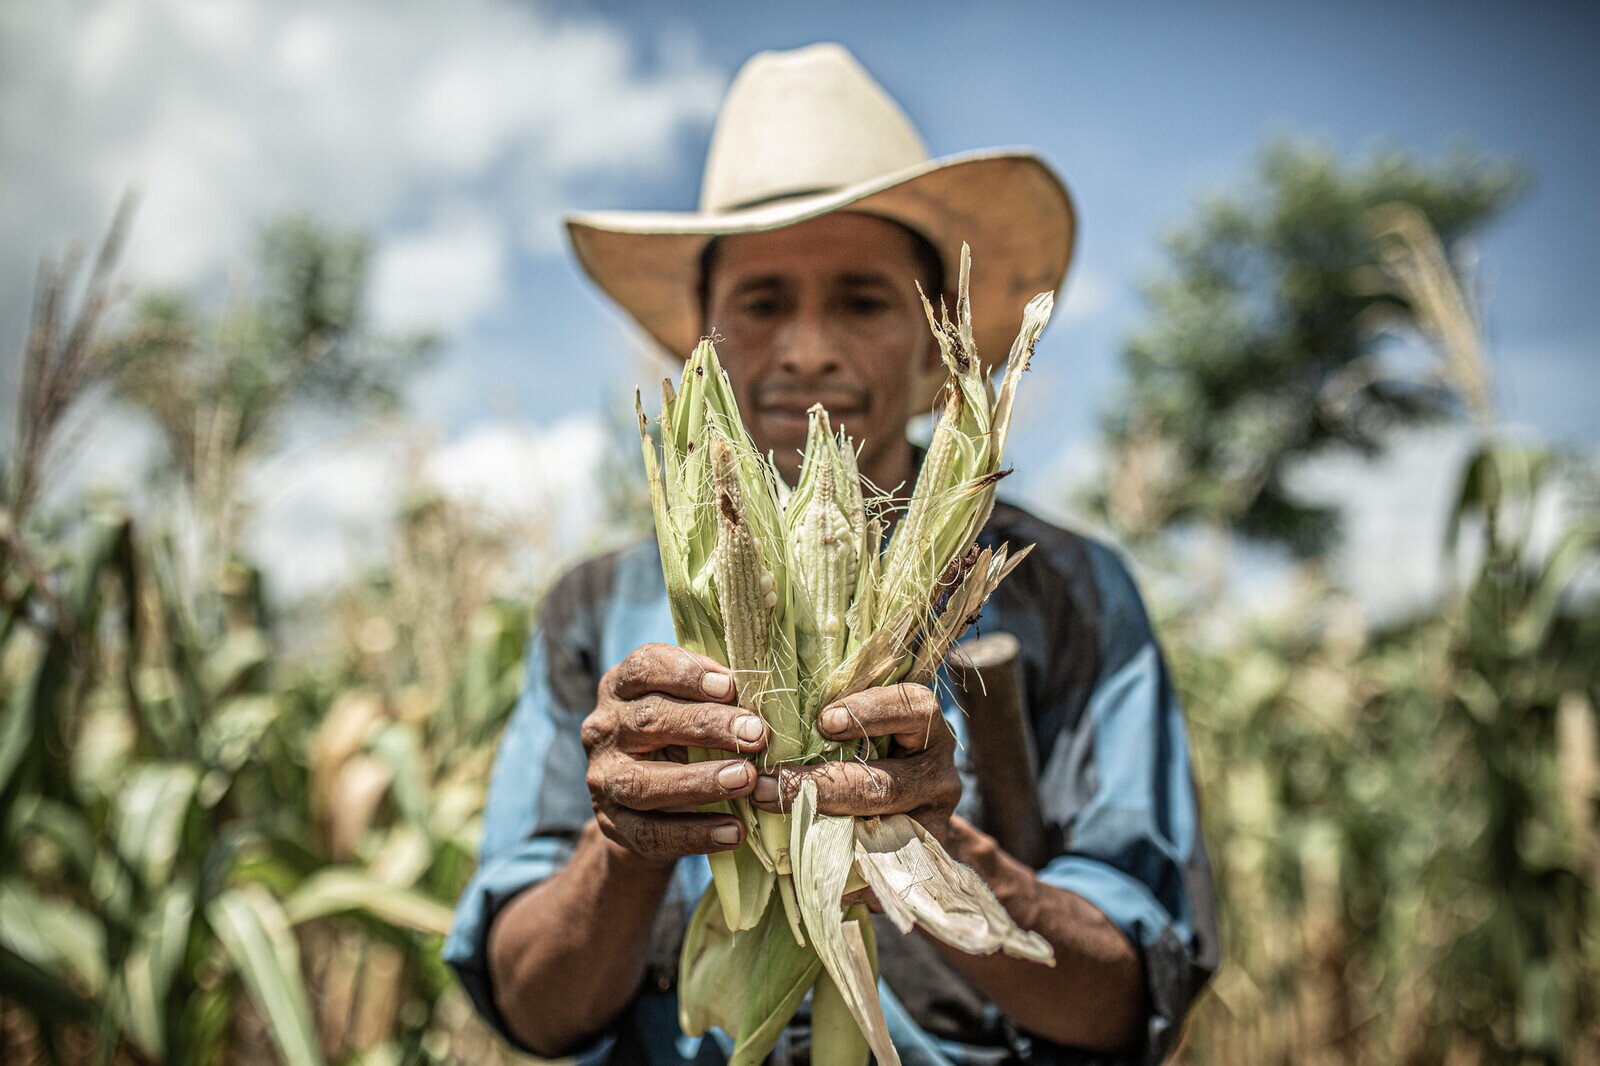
[739, 297, 780, 317]
[846, 297, 889, 315]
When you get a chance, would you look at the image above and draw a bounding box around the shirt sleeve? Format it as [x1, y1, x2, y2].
[442, 565, 606, 1051]
[1031, 540, 1221, 1064]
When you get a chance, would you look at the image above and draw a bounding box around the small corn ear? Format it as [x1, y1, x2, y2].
[844, 516, 881, 659]
[990, 290, 1053, 459]
[791, 408, 859, 673]
[712, 436, 775, 682]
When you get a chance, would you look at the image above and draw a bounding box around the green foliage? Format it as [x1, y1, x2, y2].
[1135, 145, 1600, 1063]
[1433, 445, 1600, 1059]
[1173, 447, 1600, 1063]
[0, 503, 538, 1063]
[102, 216, 435, 579]
[111, 216, 433, 481]
[1099, 138, 1528, 556]
[0, 211, 535, 1064]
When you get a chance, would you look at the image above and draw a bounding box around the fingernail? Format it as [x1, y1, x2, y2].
[712, 824, 741, 846]
[703, 672, 732, 698]
[735, 716, 765, 744]
[717, 763, 750, 790]
[821, 706, 849, 735]
[754, 775, 779, 803]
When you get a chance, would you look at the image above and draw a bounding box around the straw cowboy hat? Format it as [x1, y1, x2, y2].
[565, 42, 1076, 401]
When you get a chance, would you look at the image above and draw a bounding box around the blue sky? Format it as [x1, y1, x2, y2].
[487, 1, 1598, 453]
[1, 0, 1594, 606]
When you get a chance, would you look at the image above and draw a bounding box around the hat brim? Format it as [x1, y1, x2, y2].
[565, 149, 1075, 408]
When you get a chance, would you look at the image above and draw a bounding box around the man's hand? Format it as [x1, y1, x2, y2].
[582, 643, 769, 864]
[750, 684, 961, 843]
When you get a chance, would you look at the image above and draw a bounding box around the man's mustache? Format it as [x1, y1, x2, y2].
[752, 382, 871, 414]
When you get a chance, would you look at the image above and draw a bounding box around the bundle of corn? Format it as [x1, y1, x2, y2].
[636, 246, 1056, 1066]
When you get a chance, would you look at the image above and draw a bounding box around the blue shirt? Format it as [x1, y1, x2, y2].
[445, 501, 1219, 1064]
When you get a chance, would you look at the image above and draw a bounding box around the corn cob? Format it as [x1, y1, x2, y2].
[639, 246, 1056, 1066]
[712, 437, 775, 678]
[790, 407, 859, 674]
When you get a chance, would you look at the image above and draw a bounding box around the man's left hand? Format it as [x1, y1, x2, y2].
[750, 683, 961, 844]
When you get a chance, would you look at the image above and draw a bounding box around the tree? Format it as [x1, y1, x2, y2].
[1097, 138, 1527, 557]
[107, 215, 435, 579]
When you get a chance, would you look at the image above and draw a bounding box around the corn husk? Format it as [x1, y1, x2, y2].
[854, 813, 1051, 963]
[791, 781, 896, 1064]
[639, 245, 1057, 1065]
[678, 885, 821, 1065]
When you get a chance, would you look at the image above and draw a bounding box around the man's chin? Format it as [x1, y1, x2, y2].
[756, 407, 867, 441]
[750, 408, 873, 485]
[750, 414, 810, 462]
[772, 455, 804, 487]
[754, 407, 812, 440]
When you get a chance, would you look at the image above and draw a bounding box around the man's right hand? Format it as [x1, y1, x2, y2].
[581, 643, 768, 864]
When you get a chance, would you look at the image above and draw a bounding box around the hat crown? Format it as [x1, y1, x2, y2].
[699, 43, 930, 213]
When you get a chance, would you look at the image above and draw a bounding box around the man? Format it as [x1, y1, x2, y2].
[445, 43, 1218, 1065]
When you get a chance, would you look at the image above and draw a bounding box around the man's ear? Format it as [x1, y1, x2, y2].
[919, 329, 942, 374]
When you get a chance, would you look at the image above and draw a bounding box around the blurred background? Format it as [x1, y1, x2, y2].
[1, 2, 1596, 1063]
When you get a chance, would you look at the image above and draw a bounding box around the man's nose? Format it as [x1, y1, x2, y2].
[776, 309, 842, 378]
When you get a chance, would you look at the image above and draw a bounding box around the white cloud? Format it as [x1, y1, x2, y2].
[241, 415, 614, 601]
[0, 0, 723, 383]
[33, 399, 167, 515]
[370, 207, 508, 334]
[423, 418, 610, 549]
[1060, 266, 1112, 323]
[245, 430, 406, 601]
[1492, 339, 1600, 446]
[1291, 426, 1477, 621]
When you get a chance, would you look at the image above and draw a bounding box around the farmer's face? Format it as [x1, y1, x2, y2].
[702, 212, 939, 487]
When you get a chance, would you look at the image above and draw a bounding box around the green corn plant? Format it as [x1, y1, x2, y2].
[638, 246, 1057, 1066]
[0, 210, 532, 1066]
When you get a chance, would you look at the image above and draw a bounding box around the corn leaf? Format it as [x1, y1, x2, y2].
[122, 883, 195, 1059]
[728, 903, 824, 1066]
[207, 886, 325, 1066]
[679, 885, 820, 1063]
[368, 722, 428, 827]
[0, 942, 96, 1023]
[791, 781, 898, 1066]
[0, 878, 107, 995]
[200, 694, 280, 776]
[706, 838, 775, 933]
[809, 924, 872, 1066]
[115, 761, 200, 889]
[283, 868, 454, 936]
[202, 629, 269, 700]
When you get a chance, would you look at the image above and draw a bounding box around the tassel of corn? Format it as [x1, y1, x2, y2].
[872, 250, 991, 634]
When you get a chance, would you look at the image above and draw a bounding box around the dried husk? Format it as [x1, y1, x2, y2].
[791, 781, 897, 1065]
[853, 814, 1052, 964]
